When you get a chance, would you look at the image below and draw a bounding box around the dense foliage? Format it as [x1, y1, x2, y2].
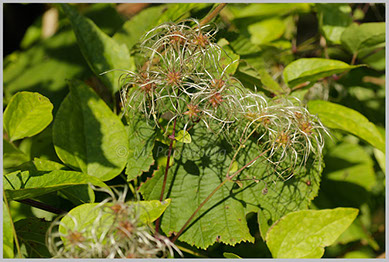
[3, 3, 385, 258]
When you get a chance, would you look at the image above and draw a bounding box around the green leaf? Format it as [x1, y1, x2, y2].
[61, 3, 133, 94]
[336, 218, 379, 250]
[59, 199, 171, 239]
[114, 4, 211, 53]
[316, 4, 353, 44]
[228, 3, 311, 19]
[156, 3, 205, 25]
[266, 208, 358, 258]
[3, 29, 90, 109]
[113, 5, 166, 51]
[53, 79, 128, 181]
[324, 142, 376, 190]
[14, 217, 51, 258]
[341, 22, 385, 54]
[126, 114, 156, 181]
[361, 48, 385, 71]
[4, 169, 108, 201]
[217, 39, 240, 75]
[140, 124, 322, 249]
[374, 148, 385, 174]
[283, 58, 358, 88]
[3, 92, 53, 141]
[175, 130, 192, 144]
[3, 204, 14, 258]
[223, 252, 242, 258]
[3, 139, 30, 171]
[235, 61, 286, 95]
[29, 158, 95, 204]
[308, 100, 385, 152]
[248, 18, 285, 45]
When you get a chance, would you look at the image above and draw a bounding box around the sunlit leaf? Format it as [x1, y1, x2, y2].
[4, 92, 53, 141]
[308, 100, 385, 152]
[53, 80, 128, 181]
[266, 208, 358, 258]
[283, 58, 358, 88]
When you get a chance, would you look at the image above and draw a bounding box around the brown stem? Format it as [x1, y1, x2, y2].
[17, 199, 66, 215]
[351, 52, 358, 65]
[199, 3, 227, 27]
[155, 117, 177, 233]
[172, 148, 270, 243]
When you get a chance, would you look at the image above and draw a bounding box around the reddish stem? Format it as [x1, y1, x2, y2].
[172, 148, 270, 243]
[156, 117, 177, 233]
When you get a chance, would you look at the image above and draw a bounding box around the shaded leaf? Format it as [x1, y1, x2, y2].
[53, 80, 128, 181]
[14, 217, 51, 258]
[3, 29, 90, 109]
[341, 22, 385, 54]
[30, 158, 95, 204]
[126, 114, 156, 181]
[3, 92, 53, 141]
[283, 58, 358, 88]
[4, 169, 108, 201]
[316, 3, 352, 44]
[324, 142, 376, 190]
[308, 100, 385, 152]
[3, 139, 30, 171]
[61, 3, 133, 94]
[140, 124, 322, 249]
[266, 208, 358, 258]
[113, 5, 166, 51]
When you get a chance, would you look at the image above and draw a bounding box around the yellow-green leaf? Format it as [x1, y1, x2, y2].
[308, 100, 385, 152]
[266, 208, 358, 258]
[4, 92, 53, 141]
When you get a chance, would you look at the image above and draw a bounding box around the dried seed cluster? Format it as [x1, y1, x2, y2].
[120, 19, 245, 134]
[119, 19, 329, 179]
[46, 186, 181, 258]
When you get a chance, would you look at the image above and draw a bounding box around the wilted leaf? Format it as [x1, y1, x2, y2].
[308, 100, 385, 152]
[53, 80, 128, 181]
[266, 208, 358, 258]
[4, 92, 53, 141]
